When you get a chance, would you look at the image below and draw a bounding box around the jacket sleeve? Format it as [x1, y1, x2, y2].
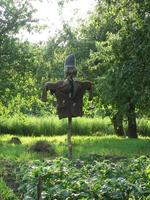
[81, 81, 93, 100]
[41, 82, 58, 102]
[45, 82, 57, 94]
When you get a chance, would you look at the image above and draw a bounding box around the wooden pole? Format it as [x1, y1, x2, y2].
[67, 117, 73, 159]
[37, 176, 42, 200]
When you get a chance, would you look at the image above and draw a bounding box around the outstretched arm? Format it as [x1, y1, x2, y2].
[82, 81, 93, 101]
[41, 82, 57, 102]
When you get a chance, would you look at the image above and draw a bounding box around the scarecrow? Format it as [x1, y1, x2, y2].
[41, 54, 93, 157]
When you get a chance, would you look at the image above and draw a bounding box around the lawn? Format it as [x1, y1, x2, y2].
[0, 134, 150, 161]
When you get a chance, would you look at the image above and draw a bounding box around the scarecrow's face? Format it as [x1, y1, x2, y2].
[64, 67, 77, 78]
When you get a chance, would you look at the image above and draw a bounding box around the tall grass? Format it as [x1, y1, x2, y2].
[0, 116, 113, 136]
[137, 118, 150, 136]
[0, 116, 149, 136]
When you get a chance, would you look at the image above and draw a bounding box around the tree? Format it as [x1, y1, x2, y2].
[0, 0, 42, 116]
[88, 0, 150, 138]
[0, 0, 35, 36]
[0, 0, 36, 92]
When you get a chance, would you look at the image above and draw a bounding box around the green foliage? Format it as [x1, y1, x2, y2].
[0, 0, 149, 138]
[0, 0, 43, 118]
[0, 0, 35, 36]
[18, 156, 150, 199]
[88, 0, 150, 117]
[137, 118, 150, 137]
[0, 178, 17, 200]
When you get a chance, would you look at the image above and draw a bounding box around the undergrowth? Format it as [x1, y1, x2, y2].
[0, 178, 17, 200]
[17, 156, 150, 199]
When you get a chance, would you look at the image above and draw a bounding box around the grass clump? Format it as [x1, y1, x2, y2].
[29, 140, 56, 155]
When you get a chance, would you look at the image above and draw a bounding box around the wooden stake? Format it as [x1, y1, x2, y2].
[37, 176, 42, 200]
[67, 117, 73, 159]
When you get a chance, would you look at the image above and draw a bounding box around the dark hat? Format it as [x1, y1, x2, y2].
[64, 54, 76, 69]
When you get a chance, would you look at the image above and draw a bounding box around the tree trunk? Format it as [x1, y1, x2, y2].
[127, 103, 138, 138]
[112, 112, 125, 137]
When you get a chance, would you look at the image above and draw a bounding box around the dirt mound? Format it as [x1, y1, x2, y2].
[8, 137, 22, 145]
[29, 140, 56, 155]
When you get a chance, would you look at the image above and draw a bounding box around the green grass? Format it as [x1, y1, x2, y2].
[0, 135, 149, 161]
[73, 136, 150, 158]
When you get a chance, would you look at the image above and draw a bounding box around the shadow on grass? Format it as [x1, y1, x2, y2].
[72, 136, 150, 158]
